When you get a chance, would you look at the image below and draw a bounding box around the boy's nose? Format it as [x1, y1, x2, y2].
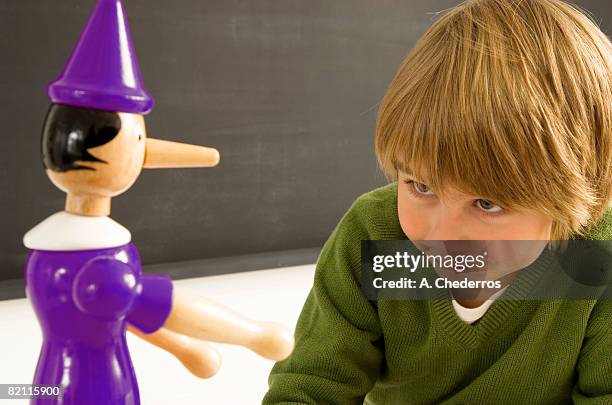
[425, 210, 470, 241]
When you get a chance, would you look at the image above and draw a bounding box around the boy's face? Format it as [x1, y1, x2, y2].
[397, 169, 553, 241]
[397, 169, 555, 281]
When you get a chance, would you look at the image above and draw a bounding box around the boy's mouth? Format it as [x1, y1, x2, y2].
[417, 240, 488, 259]
[443, 240, 487, 257]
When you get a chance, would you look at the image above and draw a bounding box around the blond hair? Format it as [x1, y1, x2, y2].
[375, 0, 611, 239]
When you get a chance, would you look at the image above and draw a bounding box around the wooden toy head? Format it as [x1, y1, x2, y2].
[42, 103, 219, 216]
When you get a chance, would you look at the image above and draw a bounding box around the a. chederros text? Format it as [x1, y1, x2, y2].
[372, 277, 502, 289]
[372, 251, 487, 273]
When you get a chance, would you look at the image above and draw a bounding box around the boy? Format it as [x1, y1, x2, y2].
[263, 0, 611, 403]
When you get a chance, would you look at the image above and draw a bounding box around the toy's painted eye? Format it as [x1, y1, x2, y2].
[138, 134, 142, 141]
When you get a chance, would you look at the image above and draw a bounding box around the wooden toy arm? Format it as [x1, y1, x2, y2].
[127, 325, 221, 379]
[162, 292, 295, 361]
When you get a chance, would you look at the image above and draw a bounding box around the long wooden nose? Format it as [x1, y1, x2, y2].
[144, 138, 220, 168]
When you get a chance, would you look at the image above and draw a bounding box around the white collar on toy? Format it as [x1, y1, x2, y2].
[23, 211, 131, 251]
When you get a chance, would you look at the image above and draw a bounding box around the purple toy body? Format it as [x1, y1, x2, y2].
[25, 243, 173, 405]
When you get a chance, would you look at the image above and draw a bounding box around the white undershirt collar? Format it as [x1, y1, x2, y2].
[451, 286, 509, 324]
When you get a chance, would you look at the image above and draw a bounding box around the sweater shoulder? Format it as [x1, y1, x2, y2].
[354, 182, 398, 208]
[585, 207, 612, 240]
[338, 182, 405, 241]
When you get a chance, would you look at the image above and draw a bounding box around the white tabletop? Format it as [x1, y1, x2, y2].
[0, 264, 315, 405]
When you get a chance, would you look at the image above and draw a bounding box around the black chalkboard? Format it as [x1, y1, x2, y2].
[0, 0, 609, 293]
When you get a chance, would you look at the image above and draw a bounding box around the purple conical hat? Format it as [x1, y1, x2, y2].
[47, 0, 154, 114]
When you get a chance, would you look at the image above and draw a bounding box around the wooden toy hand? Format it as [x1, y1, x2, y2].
[162, 291, 295, 361]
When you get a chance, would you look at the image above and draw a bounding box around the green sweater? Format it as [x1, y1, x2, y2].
[263, 182, 612, 405]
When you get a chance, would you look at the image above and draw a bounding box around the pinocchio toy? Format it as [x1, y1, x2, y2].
[23, 1, 294, 403]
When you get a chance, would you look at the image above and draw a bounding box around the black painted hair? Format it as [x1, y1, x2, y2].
[42, 103, 122, 172]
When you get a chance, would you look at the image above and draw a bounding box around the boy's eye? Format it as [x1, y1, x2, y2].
[413, 181, 434, 195]
[414, 181, 431, 194]
[476, 199, 502, 213]
[404, 180, 435, 197]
